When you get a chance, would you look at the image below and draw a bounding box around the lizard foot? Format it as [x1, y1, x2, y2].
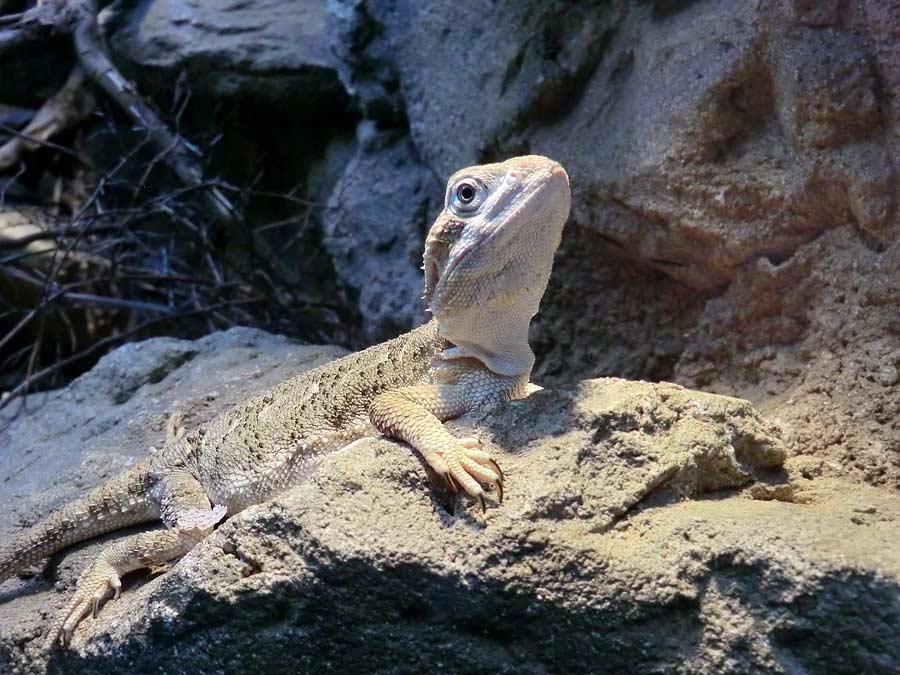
[50, 560, 121, 648]
[456, 438, 504, 500]
[424, 438, 503, 509]
[44, 528, 201, 650]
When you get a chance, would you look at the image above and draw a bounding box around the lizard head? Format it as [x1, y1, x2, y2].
[423, 155, 570, 377]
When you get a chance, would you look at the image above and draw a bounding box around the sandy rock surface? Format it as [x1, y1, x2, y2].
[0, 333, 897, 674]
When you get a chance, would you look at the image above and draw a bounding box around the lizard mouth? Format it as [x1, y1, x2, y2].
[425, 258, 440, 303]
[423, 235, 448, 306]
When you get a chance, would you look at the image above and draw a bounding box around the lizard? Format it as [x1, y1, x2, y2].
[0, 154, 571, 649]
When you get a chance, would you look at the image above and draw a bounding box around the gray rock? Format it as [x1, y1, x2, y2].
[359, 1, 624, 177]
[879, 365, 899, 388]
[0, 327, 346, 544]
[0, 331, 897, 674]
[322, 126, 440, 342]
[104, 0, 346, 105]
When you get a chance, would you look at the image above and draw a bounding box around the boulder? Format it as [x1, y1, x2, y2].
[0, 330, 897, 674]
[104, 0, 346, 106]
[326, 0, 900, 492]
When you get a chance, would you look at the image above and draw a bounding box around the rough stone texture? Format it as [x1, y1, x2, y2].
[321, 126, 438, 342]
[327, 0, 900, 490]
[104, 0, 346, 106]
[2, 332, 897, 674]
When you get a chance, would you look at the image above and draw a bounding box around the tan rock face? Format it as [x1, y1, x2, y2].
[515, 3, 899, 491]
[0, 335, 897, 674]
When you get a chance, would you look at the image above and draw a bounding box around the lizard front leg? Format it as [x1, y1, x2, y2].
[47, 471, 226, 648]
[369, 366, 526, 507]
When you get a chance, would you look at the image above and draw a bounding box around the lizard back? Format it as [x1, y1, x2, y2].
[155, 320, 447, 512]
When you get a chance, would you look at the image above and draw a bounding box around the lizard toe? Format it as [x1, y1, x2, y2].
[459, 454, 501, 488]
[446, 457, 486, 500]
[458, 436, 483, 450]
[455, 443, 504, 484]
[418, 447, 451, 479]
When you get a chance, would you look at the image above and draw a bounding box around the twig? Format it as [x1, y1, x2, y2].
[0, 301, 53, 355]
[0, 297, 265, 411]
[0, 12, 26, 26]
[2, 264, 175, 313]
[70, 0, 240, 228]
[0, 67, 96, 171]
[0, 122, 94, 168]
[0, 162, 25, 209]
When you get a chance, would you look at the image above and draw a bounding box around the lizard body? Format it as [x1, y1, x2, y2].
[0, 155, 571, 648]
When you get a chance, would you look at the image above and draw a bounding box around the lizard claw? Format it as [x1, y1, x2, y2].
[488, 458, 504, 482]
[443, 472, 460, 493]
[422, 440, 505, 509]
[490, 479, 504, 504]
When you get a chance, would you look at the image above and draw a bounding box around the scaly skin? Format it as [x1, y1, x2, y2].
[0, 155, 571, 649]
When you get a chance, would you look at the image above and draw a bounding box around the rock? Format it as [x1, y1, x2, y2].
[0, 331, 898, 674]
[356, 0, 623, 178]
[104, 0, 346, 106]
[772, 28, 881, 151]
[325, 2, 898, 503]
[879, 365, 899, 388]
[321, 126, 439, 342]
[0, 328, 346, 552]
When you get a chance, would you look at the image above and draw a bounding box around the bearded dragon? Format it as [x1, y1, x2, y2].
[0, 155, 571, 648]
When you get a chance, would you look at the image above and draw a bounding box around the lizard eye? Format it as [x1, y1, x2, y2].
[457, 183, 476, 203]
[448, 178, 485, 214]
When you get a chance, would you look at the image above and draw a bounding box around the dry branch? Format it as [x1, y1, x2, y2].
[0, 67, 95, 170]
[70, 0, 301, 285]
[0, 297, 265, 413]
[0, 1, 332, 406]
[70, 0, 239, 227]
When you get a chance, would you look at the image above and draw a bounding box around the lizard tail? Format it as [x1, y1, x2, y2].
[0, 458, 157, 583]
